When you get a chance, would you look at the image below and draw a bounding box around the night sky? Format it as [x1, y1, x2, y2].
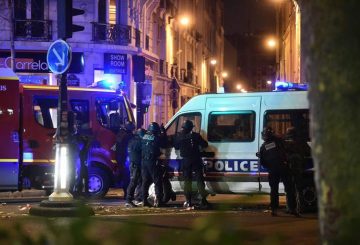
[224, 0, 276, 35]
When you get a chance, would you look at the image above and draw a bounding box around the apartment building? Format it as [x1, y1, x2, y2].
[0, 0, 224, 126]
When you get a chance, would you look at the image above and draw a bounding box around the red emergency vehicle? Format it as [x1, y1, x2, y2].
[0, 68, 135, 197]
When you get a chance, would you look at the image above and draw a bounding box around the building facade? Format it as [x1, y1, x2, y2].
[0, 0, 224, 127]
[277, 0, 301, 83]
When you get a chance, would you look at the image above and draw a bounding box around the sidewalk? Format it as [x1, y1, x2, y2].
[0, 189, 47, 203]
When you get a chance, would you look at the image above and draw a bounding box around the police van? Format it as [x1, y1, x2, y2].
[162, 82, 316, 209]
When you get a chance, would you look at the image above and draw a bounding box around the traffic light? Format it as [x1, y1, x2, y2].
[57, 0, 85, 39]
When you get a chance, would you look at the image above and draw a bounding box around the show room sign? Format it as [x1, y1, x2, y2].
[104, 53, 127, 74]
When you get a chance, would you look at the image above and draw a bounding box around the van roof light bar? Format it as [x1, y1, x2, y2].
[274, 81, 308, 91]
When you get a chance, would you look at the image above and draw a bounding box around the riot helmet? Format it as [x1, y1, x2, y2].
[124, 121, 135, 132]
[136, 128, 146, 138]
[285, 127, 296, 140]
[261, 126, 274, 141]
[181, 120, 194, 132]
[147, 122, 161, 134]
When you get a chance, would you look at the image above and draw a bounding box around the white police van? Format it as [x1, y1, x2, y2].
[162, 82, 316, 209]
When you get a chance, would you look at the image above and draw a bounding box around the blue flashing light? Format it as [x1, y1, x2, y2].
[275, 81, 308, 91]
[23, 152, 33, 161]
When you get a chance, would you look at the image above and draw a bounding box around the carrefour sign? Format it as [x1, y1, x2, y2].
[0, 56, 48, 72]
[0, 51, 84, 73]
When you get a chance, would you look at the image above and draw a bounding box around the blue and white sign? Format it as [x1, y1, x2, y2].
[46, 40, 72, 75]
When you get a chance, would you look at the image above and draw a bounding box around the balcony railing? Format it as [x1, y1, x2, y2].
[92, 22, 131, 45]
[14, 19, 52, 41]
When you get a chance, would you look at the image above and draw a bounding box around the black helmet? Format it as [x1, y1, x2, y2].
[182, 120, 194, 131]
[261, 126, 274, 140]
[125, 121, 135, 132]
[148, 122, 160, 134]
[136, 128, 146, 137]
[285, 127, 296, 140]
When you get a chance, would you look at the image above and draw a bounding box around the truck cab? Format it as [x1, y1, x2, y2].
[0, 68, 135, 197]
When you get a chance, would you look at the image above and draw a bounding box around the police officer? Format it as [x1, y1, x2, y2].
[74, 128, 93, 197]
[258, 127, 297, 216]
[141, 122, 167, 207]
[284, 127, 311, 214]
[174, 120, 209, 209]
[116, 121, 135, 198]
[125, 128, 146, 208]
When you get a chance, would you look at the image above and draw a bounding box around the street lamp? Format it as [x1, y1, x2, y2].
[210, 59, 217, 65]
[266, 38, 277, 49]
[236, 84, 242, 90]
[267, 80, 272, 85]
[179, 16, 190, 26]
[222, 72, 228, 78]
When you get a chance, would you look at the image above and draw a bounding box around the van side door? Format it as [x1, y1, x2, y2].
[204, 96, 262, 193]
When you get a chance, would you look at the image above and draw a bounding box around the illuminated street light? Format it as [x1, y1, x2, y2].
[210, 59, 217, 65]
[222, 72, 228, 78]
[266, 38, 276, 49]
[179, 16, 190, 26]
[267, 80, 272, 85]
[236, 84, 242, 90]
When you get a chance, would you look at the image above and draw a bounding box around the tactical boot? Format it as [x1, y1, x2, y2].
[271, 209, 278, 216]
[197, 199, 210, 209]
[183, 201, 192, 208]
[171, 192, 177, 201]
[125, 201, 136, 208]
[154, 197, 165, 207]
[141, 200, 151, 207]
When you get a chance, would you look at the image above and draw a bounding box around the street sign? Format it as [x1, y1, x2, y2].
[47, 40, 72, 74]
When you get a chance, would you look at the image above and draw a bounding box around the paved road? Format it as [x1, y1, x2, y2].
[0, 192, 320, 244]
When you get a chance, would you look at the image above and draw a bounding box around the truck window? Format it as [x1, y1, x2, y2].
[264, 109, 310, 141]
[70, 100, 90, 130]
[95, 97, 130, 129]
[166, 112, 202, 135]
[33, 96, 58, 128]
[208, 111, 255, 142]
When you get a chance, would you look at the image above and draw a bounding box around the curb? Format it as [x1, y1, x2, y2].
[0, 190, 47, 203]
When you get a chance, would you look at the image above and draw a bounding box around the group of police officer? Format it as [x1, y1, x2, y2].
[258, 126, 310, 217]
[120, 120, 210, 209]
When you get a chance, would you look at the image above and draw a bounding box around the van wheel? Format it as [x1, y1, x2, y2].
[299, 183, 317, 212]
[88, 168, 110, 198]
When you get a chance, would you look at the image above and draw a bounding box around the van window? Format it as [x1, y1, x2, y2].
[70, 100, 90, 130]
[33, 96, 58, 128]
[166, 112, 202, 136]
[95, 97, 130, 129]
[208, 111, 255, 142]
[264, 109, 310, 141]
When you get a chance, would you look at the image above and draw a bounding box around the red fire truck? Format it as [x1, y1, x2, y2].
[0, 68, 135, 197]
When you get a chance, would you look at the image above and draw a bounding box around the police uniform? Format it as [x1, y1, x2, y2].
[116, 122, 135, 198]
[141, 122, 166, 207]
[284, 127, 311, 214]
[174, 120, 209, 208]
[74, 129, 92, 197]
[259, 127, 296, 216]
[125, 129, 145, 207]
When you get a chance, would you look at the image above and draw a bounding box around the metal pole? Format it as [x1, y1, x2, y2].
[9, 0, 15, 71]
[49, 72, 73, 201]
